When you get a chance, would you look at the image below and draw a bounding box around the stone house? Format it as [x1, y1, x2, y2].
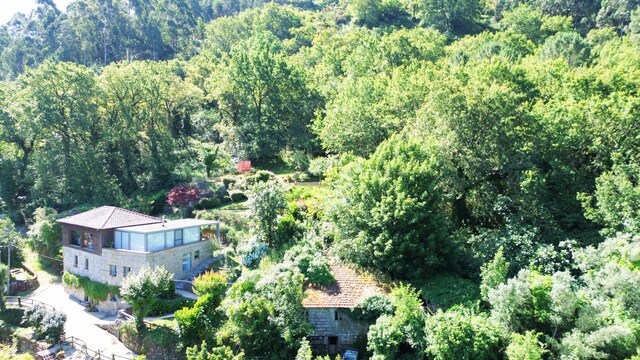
[302, 265, 386, 356]
[57, 206, 219, 313]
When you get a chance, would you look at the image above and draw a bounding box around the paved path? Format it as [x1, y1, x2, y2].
[26, 283, 136, 359]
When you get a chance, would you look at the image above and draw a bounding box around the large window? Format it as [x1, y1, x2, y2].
[130, 233, 145, 252]
[184, 227, 200, 244]
[148, 232, 165, 252]
[81, 232, 94, 250]
[166, 231, 175, 248]
[70, 230, 81, 246]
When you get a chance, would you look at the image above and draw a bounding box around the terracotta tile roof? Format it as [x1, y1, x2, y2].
[57, 206, 162, 230]
[302, 265, 386, 309]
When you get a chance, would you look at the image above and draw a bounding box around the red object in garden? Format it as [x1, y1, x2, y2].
[237, 160, 253, 174]
[167, 185, 201, 207]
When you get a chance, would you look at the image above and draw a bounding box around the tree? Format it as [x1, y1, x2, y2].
[192, 270, 227, 297]
[28, 207, 62, 261]
[22, 304, 67, 343]
[167, 185, 201, 216]
[367, 285, 428, 358]
[539, 31, 591, 66]
[505, 331, 545, 360]
[211, 32, 320, 161]
[401, 0, 482, 35]
[480, 247, 510, 302]
[328, 135, 453, 279]
[0, 263, 7, 311]
[424, 309, 505, 360]
[249, 181, 287, 246]
[580, 163, 640, 236]
[120, 265, 174, 331]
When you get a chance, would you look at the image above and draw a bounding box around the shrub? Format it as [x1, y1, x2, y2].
[293, 172, 310, 182]
[193, 271, 227, 297]
[284, 243, 334, 286]
[242, 242, 267, 268]
[280, 150, 310, 172]
[167, 185, 201, 208]
[237, 160, 253, 174]
[23, 304, 66, 343]
[221, 176, 237, 189]
[229, 191, 247, 202]
[0, 308, 25, 327]
[147, 296, 194, 317]
[308, 157, 333, 179]
[351, 295, 395, 323]
[275, 213, 304, 245]
[198, 198, 222, 210]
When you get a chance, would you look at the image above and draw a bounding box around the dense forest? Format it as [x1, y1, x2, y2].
[2, 0, 640, 359]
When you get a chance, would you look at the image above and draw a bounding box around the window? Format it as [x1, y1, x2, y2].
[328, 336, 338, 345]
[84, 258, 89, 270]
[116, 231, 131, 250]
[334, 311, 343, 321]
[183, 227, 200, 244]
[129, 233, 145, 252]
[194, 250, 200, 260]
[182, 253, 191, 272]
[70, 230, 81, 246]
[148, 232, 166, 252]
[123, 266, 131, 277]
[174, 229, 183, 246]
[74, 255, 78, 268]
[81, 232, 94, 250]
[166, 231, 175, 248]
[109, 265, 117, 277]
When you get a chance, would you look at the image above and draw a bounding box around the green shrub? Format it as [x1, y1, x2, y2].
[246, 170, 276, 186]
[421, 274, 480, 310]
[22, 304, 66, 343]
[193, 270, 227, 297]
[229, 191, 247, 202]
[280, 150, 310, 172]
[351, 295, 395, 323]
[275, 213, 304, 244]
[0, 308, 25, 327]
[284, 243, 334, 286]
[146, 296, 194, 317]
[221, 176, 236, 188]
[198, 198, 222, 210]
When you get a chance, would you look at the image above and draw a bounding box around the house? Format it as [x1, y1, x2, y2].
[57, 206, 219, 312]
[302, 265, 386, 355]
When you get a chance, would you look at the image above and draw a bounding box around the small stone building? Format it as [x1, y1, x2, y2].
[302, 265, 386, 356]
[57, 206, 219, 313]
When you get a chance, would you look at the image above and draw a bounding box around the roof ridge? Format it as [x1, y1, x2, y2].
[99, 206, 117, 230]
[116, 206, 161, 220]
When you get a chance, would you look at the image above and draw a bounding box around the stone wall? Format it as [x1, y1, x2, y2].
[307, 308, 369, 355]
[63, 240, 212, 286]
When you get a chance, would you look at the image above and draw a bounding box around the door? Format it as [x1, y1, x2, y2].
[182, 252, 191, 272]
[328, 336, 338, 355]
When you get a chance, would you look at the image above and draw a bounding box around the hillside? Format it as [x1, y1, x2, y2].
[1, 0, 640, 359]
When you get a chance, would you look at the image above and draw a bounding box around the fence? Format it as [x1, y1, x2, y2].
[63, 336, 134, 360]
[5, 296, 56, 312]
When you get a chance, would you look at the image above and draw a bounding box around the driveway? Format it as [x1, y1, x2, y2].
[27, 283, 136, 359]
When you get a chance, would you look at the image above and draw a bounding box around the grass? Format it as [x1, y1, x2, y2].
[210, 255, 239, 270]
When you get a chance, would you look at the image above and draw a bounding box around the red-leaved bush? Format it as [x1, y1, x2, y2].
[167, 185, 200, 207]
[237, 160, 253, 174]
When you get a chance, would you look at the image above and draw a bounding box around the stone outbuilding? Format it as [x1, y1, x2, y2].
[302, 265, 386, 356]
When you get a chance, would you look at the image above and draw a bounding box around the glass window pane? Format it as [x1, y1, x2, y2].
[148, 232, 165, 252]
[115, 231, 122, 249]
[130, 233, 145, 252]
[184, 227, 199, 244]
[166, 231, 174, 248]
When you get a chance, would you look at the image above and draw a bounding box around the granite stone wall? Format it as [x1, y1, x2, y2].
[307, 308, 369, 355]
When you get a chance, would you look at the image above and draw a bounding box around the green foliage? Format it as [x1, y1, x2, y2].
[0, 264, 6, 310]
[27, 207, 61, 260]
[540, 31, 592, 66]
[187, 341, 245, 360]
[424, 309, 505, 360]
[146, 297, 194, 317]
[367, 285, 427, 358]
[350, 295, 395, 323]
[580, 163, 640, 236]
[219, 268, 310, 359]
[505, 331, 545, 360]
[421, 275, 480, 310]
[193, 270, 227, 297]
[249, 181, 288, 246]
[480, 247, 510, 302]
[0, 219, 24, 266]
[62, 271, 119, 302]
[22, 304, 66, 344]
[284, 241, 335, 286]
[176, 293, 225, 348]
[120, 265, 175, 331]
[0, 307, 24, 327]
[329, 135, 453, 279]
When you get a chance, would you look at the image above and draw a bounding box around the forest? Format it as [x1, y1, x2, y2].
[1, 0, 640, 359]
